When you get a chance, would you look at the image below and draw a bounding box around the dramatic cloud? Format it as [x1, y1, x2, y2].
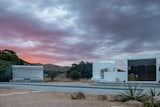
[0, 0, 160, 65]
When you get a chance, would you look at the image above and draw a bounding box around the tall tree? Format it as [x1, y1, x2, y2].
[67, 61, 92, 79]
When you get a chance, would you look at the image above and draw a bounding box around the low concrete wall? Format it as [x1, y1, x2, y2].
[104, 72, 127, 82]
[12, 65, 44, 82]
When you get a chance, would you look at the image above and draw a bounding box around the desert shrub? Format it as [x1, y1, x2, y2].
[70, 92, 86, 100]
[119, 87, 160, 107]
[120, 85, 145, 102]
[144, 88, 160, 107]
[69, 70, 81, 80]
[97, 95, 107, 101]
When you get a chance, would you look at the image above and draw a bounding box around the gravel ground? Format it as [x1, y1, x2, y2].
[0, 88, 134, 107]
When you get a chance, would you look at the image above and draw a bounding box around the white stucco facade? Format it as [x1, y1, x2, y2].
[12, 65, 44, 82]
[92, 62, 127, 82]
[92, 54, 160, 83]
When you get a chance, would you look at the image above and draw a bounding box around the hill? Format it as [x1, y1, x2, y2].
[0, 49, 71, 81]
[0, 49, 30, 65]
[43, 64, 70, 81]
[44, 64, 70, 74]
[0, 49, 31, 81]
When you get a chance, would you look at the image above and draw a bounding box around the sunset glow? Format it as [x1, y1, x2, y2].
[0, 0, 160, 65]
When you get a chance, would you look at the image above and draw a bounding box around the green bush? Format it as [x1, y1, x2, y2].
[120, 85, 145, 102]
[69, 70, 81, 80]
[119, 86, 160, 107]
[144, 88, 160, 107]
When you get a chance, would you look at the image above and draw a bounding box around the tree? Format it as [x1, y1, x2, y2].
[0, 50, 17, 61]
[67, 63, 77, 77]
[0, 62, 12, 82]
[81, 62, 92, 78]
[69, 70, 81, 80]
[66, 61, 92, 79]
[48, 71, 58, 81]
[0, 49, 31, 82]
[3, 49, 16, 54]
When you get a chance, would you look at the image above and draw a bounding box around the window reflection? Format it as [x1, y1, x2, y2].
[128, 58, 156, 81]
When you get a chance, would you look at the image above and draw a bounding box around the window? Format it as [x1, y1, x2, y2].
[100, 68, 108, 79]
[128, 58, 156, 81]
[100, 70, 104, 79]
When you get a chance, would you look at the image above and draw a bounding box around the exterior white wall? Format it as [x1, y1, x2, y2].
[156, 57, 160, 82]
[116, 59, 128, 82]
[92, 62, 116, 81]
[92, 62, 128, 82]
[12, 65, 44, 81]
[104, 72, 127, 82]
[92, 54, 160, 83]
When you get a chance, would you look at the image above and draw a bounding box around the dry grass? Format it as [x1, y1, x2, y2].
[0, 88, 136, 107]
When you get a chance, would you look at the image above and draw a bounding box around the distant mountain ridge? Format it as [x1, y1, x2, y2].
[0, 49, 71, 81]
[44, 64, 70, 73]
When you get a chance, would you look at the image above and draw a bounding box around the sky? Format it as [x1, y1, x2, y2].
[0, 0, 160, 66]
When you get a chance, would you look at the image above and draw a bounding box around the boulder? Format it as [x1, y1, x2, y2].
[70, 92, 86, 100]
[70, 93, 77, 99]
[107, 95, 121, 101]
[154, 96, 160, 102]
[125, 100, 144, 107]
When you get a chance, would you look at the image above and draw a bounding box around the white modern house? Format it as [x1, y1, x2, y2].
[92, 54, 160, 83]
[11, 65, 44, 82]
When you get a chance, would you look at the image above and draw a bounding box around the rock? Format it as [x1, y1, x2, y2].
[125, 100, 144, 107]
[107, 95, 121, 101]
[114, 95, 121, 101]
[76, 92, 86, 99]
[70, 92, 86, 100]
[97, 95, 107, 101]
[154, 96, 160, 102]
[70, 93, 77, 99]
[107, 95, 114, 101]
